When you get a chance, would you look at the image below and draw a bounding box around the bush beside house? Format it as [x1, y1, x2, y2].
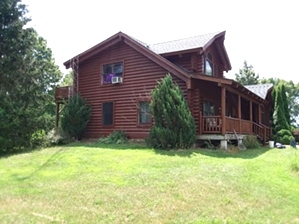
[147, 74, 196, 149]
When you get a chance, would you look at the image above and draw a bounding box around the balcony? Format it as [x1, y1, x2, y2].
[55, 86, 73, 103]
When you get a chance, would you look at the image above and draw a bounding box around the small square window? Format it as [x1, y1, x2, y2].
[102, 62, 123, 85]
[139, 102, 150, 124]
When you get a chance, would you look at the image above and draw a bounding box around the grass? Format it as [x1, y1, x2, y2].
[1, 143, 299, 223]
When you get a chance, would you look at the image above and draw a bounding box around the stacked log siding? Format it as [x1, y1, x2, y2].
[56, 31, 273, 143]
[77, 42, 187, 138]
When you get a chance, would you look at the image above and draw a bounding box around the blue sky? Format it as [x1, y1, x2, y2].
[23, 0, 299, 82]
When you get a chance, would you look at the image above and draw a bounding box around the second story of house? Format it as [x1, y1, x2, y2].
[63, 31, 232, 90]
[148, 31, 232, 78]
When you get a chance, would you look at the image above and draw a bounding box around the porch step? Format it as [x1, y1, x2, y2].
[233, 129, 246, 150]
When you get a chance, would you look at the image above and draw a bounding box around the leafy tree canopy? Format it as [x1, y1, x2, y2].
[235, 61, 259, 85]
[60, 70, 73, 86]
[0, 0, 63, 152]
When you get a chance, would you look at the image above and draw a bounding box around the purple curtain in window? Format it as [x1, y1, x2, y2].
[104, 74, 116, 84]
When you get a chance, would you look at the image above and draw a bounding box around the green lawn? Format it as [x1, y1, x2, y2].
[1, 143, 299, 223]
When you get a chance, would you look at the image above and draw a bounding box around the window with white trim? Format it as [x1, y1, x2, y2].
[102, 62, 123, 84]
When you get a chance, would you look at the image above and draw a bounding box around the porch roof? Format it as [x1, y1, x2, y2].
[245, 84, 273, 100]
[191, 75, 270, 105]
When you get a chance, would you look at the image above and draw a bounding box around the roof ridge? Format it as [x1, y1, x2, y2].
[150, 31, 222, 46]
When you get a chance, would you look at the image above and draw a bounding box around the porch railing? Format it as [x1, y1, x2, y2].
[55, 86, 73, 102]
[225, 117, 251, 134]
[252, 122, 271, 142]
[202, 116, 222, 133]
[202, 116, 271, 142]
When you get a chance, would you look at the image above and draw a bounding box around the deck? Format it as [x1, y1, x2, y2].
[55, 86, 73, 103]
[200, 115, 271, 143]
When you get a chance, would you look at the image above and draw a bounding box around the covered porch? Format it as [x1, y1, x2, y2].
[190, 76, 273, 145]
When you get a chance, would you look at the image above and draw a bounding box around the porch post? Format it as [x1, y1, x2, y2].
[221, 86, 226, 135]
[258, 104, 262, 123]
[55, 103, 60, 129]
[199, 111, 202, 135]
[250, 101, 253, 133]
[238, 95, 241, 133]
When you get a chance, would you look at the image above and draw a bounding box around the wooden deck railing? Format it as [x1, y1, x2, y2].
[55, 86, 73, 102]
[253, 122, 271, 143]
[203, 116, 222, 133]
[225, 117, 239, 132]
[202, 116, 271, 143]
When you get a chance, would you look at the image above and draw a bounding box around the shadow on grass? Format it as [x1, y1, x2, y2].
[66, 141, 271, 159]
[12, 147, 65, 181]
[66, 141, 150, 150]
[153, 147, 271, 159]
[0, 146, 44, 159]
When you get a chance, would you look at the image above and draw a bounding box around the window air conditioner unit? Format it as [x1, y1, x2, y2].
[111, 76, 122, 84]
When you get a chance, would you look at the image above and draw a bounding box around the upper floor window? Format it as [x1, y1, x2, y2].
[138, 102, 151, 124]
[102, 62, 123, 84]
[205, 52, 213, 76]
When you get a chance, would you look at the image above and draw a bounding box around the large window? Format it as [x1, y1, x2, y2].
[138, 102, 150, 124]
[203, 101, 215, 116]
[205, 52, 213, 76]
[102, 102, 113, 125]
[102, 62, 123, 84]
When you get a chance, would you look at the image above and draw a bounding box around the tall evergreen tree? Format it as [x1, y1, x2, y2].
[261, 77, 299, 125]
[147, 74, 196, 149]
[273, 84, 290, 132]
[235, 61, 259, 85]
[272, 84, 293, 143]
[0, 0, 62, 152]
[61, 94, 91, 140]
[280, 84, 291, 125]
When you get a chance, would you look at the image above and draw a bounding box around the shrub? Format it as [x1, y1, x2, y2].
[146, 74, 196, 149]
[242, 135, 261, 149]
[61, 94, 91, 140]
[30, 130, 47, 148]
[275, 129, 294, 145]
[45, 129, 71, 145]
[98, 131, 128, 144]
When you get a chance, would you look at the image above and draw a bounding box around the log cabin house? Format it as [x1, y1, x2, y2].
[55, 31, 273, 149]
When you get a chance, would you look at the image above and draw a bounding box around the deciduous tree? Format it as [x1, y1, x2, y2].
[0, 0, 62, 152]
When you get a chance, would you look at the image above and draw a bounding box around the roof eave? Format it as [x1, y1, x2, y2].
[192, 75, 269, 104]
[201, 31, 232, 72]
[231, 81, 269, 105]
[63, 32, 124, 69]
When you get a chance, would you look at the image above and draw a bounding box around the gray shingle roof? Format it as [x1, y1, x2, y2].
[245, 84, 273, 100]
[148, 31, 222, 54]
